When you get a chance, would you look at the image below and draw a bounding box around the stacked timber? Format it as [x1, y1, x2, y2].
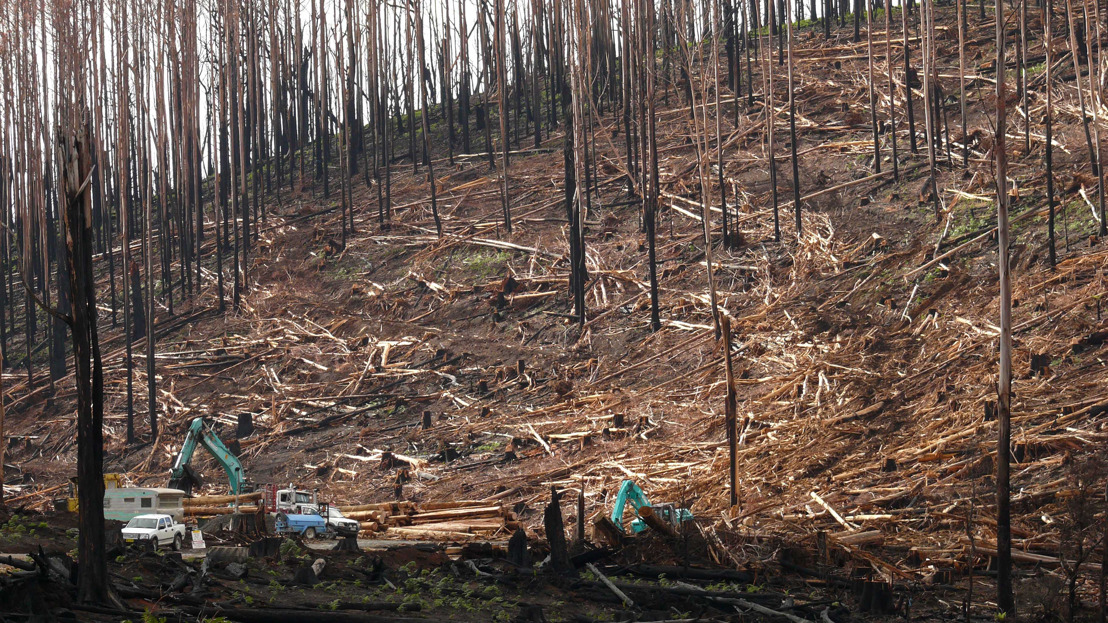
[338, 500, 521, 539]
[182, 492, 264, 516]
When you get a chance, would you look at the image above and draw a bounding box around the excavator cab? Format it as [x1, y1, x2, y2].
[642, 502, 690, 532]
[593, 480, 693, 546]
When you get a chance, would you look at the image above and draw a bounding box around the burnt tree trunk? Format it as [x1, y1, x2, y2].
[994, 0, 1014, 613]
[544, 487, 571, 574]
[903, 0, 917, 154]
[1045, 0, 1056, 268]
[60, 116, 112, 606]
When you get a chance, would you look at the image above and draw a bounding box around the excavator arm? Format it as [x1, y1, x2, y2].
[594, 479, 694, 545]
[609, 480, 653, 529]
[168, 417, 246, 495]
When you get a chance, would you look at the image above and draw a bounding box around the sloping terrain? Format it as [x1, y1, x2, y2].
[4, 7, 1108, 621]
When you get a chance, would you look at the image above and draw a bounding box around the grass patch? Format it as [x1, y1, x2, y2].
[461, 250, 511, 280]
[950, 203, 991, 238]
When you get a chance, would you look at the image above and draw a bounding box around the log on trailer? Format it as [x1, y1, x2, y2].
[183, 492, 264, 507]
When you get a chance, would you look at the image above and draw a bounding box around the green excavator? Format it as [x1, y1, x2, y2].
[168, 417, 249, 496]
[593, 479, 693, 545]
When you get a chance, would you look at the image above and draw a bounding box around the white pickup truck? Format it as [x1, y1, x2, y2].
[121, 513, 187, 550]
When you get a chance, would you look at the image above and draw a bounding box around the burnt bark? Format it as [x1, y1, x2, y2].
[60, 116, 112, 606]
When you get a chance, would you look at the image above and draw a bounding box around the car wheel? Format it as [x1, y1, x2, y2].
[173, 534, 183, 551]
[149, 538, 158, 552]
[304, 527, 317, 539]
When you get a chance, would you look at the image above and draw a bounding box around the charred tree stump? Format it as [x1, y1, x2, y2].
[333, 536, 361, 552]
[508, 527, 531, 568]
[237, 412, 254, 439]
[543, 487, 571, 574]
[576, 489, 586, 543]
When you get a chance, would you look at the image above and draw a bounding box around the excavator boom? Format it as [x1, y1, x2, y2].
[594, 479, 693, 544]
[609, 480, 653, 528]
[168, 417, 246, 495]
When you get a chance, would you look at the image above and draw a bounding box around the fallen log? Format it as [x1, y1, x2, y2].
[339, 502, 416, 514]
[1, 484, 66, 506]
[388, 527, 478, 540]
[638, 506, 676, 537]
[296, 602, 408, 612]
[0, 555, 36, 571]
[344, 510, 385, 522]
[617, 564, 753, 583]
[586, 563, 634, 608]
[209, 607, 428, 623]
[417, 500, 491, 511]
[382, 515, 412, 526]
[973, 544, 1102, 572]
[183, 492, 264, 507]
[830, 530, 884, 547]
[387, 518, 506, 534]
[408, 506, 505, 524]
[184, 505, 260, 516]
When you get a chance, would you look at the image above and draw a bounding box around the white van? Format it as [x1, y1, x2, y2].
[104, 488, 186, 522]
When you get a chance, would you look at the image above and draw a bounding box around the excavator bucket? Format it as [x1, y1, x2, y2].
[168, 464, 202, 496]
[592, 515, 624, 547]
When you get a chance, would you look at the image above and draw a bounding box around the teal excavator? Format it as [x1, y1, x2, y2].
[594, 479, 693, 545]
[168, 417, 249, 496]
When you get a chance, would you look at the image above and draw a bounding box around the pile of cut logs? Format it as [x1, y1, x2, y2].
[337, 500, 521, 539]
[183, 492, 264, 516]
[181, 494, 518, 539]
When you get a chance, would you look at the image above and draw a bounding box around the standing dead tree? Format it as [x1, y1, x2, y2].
[1044, 0, 1056, 268]
[1077, 0, 1106, 237]
[920, 0, 939, 219]
[885, 0, 899, 180]
[414, 0, 443, 236]
[566, 0, 589, 325]
[677, 0, 721, 337]
[496, 0, 512, 234]
[784, 0, 801, 235]
[994, 0, 1014, 613]
[636, 0, 662, 332]
[866, 0, 880, 173]
[762, 0, 780, 242]
[1063, 0, 1100, 193]
[60, 116, 114, 608]
[957, 0, 968, 168]
[902, 0, 917, 154]
[53, 0, 115, 604]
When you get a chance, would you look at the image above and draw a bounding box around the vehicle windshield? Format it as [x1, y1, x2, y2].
[294, 492, 312, 504]
[125, 517, 158, 529]
[327, 508, 343, 518]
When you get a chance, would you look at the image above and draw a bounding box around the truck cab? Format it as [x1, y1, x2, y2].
[263, 484, 319, 515]
[121, 514, 187, 550]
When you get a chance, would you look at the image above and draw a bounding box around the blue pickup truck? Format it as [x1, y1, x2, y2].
[274, 511, 332, 539]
